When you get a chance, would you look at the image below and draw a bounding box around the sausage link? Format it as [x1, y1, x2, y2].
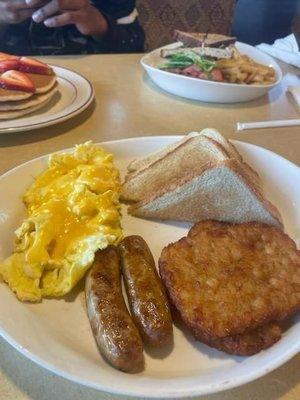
[85, 246, 143, 372]
[119, 236, 173, 346]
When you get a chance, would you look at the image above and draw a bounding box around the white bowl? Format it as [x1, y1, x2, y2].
[141, 42, 282, 103]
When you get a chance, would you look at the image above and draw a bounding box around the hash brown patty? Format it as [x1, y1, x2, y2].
[159, 221, 300, 340]
[197, 323, 281, 355]
[172, 302, 282, 355]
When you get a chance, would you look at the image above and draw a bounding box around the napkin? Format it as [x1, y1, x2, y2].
[256, 34, 300, 68]
[288, 86, 300, 107]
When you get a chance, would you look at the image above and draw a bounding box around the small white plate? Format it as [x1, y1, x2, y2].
[0, 137, 299, 398]
[141, 42, 282, 103]
[0, 66, 94, 134]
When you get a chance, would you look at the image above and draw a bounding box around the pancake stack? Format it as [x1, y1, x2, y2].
[0, 53, 58, 120]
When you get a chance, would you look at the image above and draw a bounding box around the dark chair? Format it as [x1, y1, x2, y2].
[136, 0, 236, 50]
[231, 0, 299, 45]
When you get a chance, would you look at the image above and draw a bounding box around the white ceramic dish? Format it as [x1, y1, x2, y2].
[0, 136, 299, 399]
[141, 42, 282, 103]
[0, 66, 94, 134]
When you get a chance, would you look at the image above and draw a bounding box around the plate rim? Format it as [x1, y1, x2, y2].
[1, 330, 299, 399]
[0, 136, 299, 398]
[0, 65, 94, 134]
[0, 135, 299, 180]
[141, 41, 283, 89]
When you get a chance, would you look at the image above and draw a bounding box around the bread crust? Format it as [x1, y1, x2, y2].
[121, 136, 230, 202]
[127, 132, 199, 173]
[173, 30, 236, 48]
[126, 130, 262, 201]
[129, 158, 282, 227]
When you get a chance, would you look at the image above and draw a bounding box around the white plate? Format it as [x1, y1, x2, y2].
[141, 42, 282, 103]
[0, 66, 94, 134]
[0, 136, 299, 398]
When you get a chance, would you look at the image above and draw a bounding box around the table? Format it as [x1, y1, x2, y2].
[0, 54, 299, 400]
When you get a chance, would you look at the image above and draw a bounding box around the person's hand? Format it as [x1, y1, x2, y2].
[26, 0, 108, 37]
[0, 0, 37, 24]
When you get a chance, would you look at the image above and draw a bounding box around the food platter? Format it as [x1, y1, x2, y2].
[0, 66, 94, 134]
[141, 42, 282, 103]
[0, 136, 299, 398]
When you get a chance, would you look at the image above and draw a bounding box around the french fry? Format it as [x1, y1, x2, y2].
[217, 46, 276, 85]
[245, 70, 257, 83]
[252, 74, 264, 83]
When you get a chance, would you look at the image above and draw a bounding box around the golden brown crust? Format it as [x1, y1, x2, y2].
[121, 136, 230, 202]
[124, 135, 200, 183]
[128, 160, 220, 210]
[159, 221, 300, 340]
[25, 73, 57, 93]
[129, 159, 282, 228]
[227, 159, 282, 227]
[119, 236, 173, 347]
[0, 86, 58, 120]
[85, 246, 144, 372]
[197, 323, 281, 355]
[173, 30, 236, 48]
[0, 88, 33, 101]
[0, 83, 58, 111]
[207, 137, 261, 193]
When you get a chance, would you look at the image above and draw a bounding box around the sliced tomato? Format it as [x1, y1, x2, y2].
[182, 65, 203, 78]
[210, 69, 224, 82]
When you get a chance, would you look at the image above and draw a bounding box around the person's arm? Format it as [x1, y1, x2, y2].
[0, 0, 36, 25]
[0, 0, 37, 42]
[26, 0, 109, 37]
[91, 11, 145, 53]
[26, 0, 144, 53]
[91, 0, 144, 53]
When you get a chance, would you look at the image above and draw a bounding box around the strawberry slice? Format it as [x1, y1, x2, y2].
[0, 52, 20, 61]
[0, 60, 20, 73]
[19, 57, 53, 75]
[0, 70, 35, 93]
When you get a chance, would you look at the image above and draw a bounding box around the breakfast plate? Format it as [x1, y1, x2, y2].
[0, 136, 299, 398]
[141, 42, 282, 103]
[0, 66, 94, 134]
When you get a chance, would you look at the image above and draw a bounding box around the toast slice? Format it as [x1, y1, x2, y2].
[128, 158, 282, 227]
[127, 132, 199, 173]
[200, 128, 242, 161]
[126, 129, 261, 194]
[174, 30, 236, 48]
[128, 129, 243, 171]
[121, 135, 230, 203]
[200, 128, 261, 189]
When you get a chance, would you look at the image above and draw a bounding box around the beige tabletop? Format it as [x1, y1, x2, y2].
[0, 54, 299, 400]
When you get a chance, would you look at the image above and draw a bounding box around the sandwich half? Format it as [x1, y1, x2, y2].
[173, 30, 236, 48]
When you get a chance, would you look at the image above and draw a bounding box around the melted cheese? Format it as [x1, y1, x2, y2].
[0, 142, 122, 301]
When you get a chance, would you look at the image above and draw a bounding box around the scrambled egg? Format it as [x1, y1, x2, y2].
[0, 142, 122, 301]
